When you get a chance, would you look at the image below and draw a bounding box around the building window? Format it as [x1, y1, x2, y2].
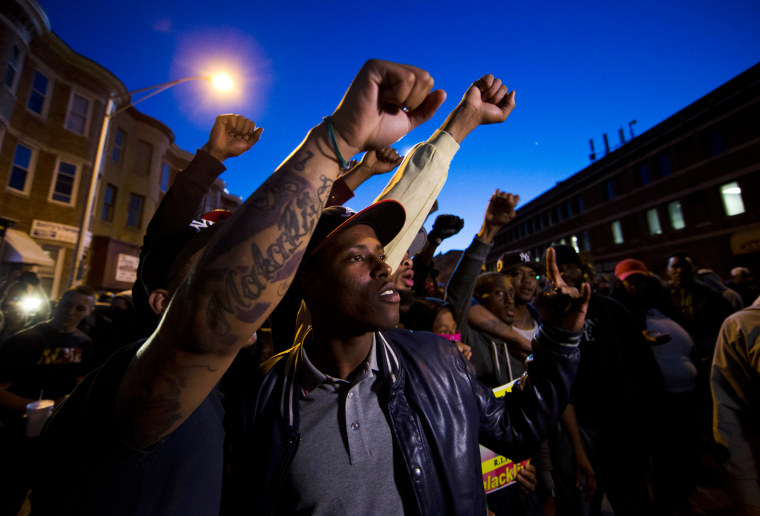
[4, 44, 22, 89]
[574, 195, 583, 214]
[38, 244, 63, 300]
[112, 128, 126, 163]
[668, 201, 685, 230]
[8, 143, 34, 193]
[709, 128, 725, 156]
[127, 194, 144, 227]
[611, 220, 624, 244]
[65, 93, 90, 134]
[101, 184, 117, 222]
[659, 154, 672, 177]
[136, 140, 153, 175]
[646, 208, 662, 235]
[581, 231, 591, 251]
[605, 180, 615, 201]
[27, 70, 50, 115]
[161, 164, 170, 193]
[50, 161, 78, 204]
[720, 182, 745, 216]
[638, 164, 650, 186]
[566, 200, 573, 218]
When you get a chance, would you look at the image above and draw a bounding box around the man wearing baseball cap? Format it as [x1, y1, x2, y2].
[498, 249, 544, 344]
[223, 198, 589, 513]
[35, 60, 587, 515]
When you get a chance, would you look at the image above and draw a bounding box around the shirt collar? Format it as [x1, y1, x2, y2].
[299, 333, 379, 395]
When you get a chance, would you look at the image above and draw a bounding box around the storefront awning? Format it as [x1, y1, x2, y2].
[1, 229, 55, 266]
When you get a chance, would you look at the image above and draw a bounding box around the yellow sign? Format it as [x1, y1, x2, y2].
[480, 379, 530, 494]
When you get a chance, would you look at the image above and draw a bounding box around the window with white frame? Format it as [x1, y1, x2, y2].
[65, 93, 91, 134]
[668, 201, 685, 230]
[646, 208, 662, 235]
[720, 182, 745, 216]
[8, 143, 35, 193]
[27, 70, 50, 115]
[4, 43, 22, 90]
[49, 160, 79, 204]
[37, 244, 63, 300]
[611, 220, 624, 244]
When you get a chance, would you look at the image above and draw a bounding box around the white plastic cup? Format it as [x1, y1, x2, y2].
[25, 399, 54, 437]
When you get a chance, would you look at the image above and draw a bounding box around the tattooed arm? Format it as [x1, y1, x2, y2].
[468, 305, 533, 359]
[116, 59, 445, 448]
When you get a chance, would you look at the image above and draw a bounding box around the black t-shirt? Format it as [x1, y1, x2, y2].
[32, 341, 226, 515]
[570, 294, 664, 441]
[0, 322, 92, 403]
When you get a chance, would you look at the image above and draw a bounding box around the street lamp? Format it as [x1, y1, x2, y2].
[68, 74, 233, 288]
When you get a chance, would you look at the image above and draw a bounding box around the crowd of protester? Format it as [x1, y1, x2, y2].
[0, 59, 757, 516]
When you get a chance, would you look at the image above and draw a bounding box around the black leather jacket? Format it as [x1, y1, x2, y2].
[223, 326, 579, 515]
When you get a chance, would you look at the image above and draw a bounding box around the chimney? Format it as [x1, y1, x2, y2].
[603, 133, 610, 155]
[589, 139, 596, 161]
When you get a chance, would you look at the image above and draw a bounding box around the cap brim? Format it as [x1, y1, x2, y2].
[308, 200, 406, 259]
[502, 262, 544, 275]
[617, 270, 647, 282]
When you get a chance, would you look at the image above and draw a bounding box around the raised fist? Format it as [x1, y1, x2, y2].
[330, 60, 446, 156]
[429, 214, 465, 242]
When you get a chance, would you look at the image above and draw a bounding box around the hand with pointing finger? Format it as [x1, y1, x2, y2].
[534, 248, 591, 332]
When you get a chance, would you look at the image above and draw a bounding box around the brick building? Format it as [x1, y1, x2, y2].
[488, 62, 760, 282]
[0, 0, 240, 299]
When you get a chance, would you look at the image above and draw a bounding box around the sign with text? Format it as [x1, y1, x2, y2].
[31, 220, 79, 244]
[115, 253, 139, 283]
[480, 379, 531, 494]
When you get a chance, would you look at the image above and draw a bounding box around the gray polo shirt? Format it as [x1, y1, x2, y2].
[275, 334, 405, 515]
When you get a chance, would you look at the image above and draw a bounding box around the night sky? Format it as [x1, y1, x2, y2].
[37, 0, 760, 253]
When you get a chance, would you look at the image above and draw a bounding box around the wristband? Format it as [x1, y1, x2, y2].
[323, 116, 352, 171]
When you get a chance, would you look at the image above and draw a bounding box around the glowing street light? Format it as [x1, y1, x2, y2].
[69, 75, 233, 287]
[211, 74, 234, 91]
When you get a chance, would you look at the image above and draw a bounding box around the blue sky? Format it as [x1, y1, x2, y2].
[38, 0, 760, 253]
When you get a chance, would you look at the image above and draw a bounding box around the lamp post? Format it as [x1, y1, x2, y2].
[68, 75, 233, 288]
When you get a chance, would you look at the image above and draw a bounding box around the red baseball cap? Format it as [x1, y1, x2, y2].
[615, 258, 649, 281]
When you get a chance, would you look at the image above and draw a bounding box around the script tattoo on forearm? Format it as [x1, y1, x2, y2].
[205, 167, 333, 337]
[120, 343, 218, 446]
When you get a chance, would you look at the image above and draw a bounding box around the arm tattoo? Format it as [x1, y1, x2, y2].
[202, 165, 333, 338]
[121, 345, 219, 446]
[482, 318, 509, 337]
[293, 150, 314, 171]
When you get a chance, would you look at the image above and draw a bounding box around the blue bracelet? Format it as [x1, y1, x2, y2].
[323, 116, 351, 171]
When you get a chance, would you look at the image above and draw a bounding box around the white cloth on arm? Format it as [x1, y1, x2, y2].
[374, 129, 459, 271]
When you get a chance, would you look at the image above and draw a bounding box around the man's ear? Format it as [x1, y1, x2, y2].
[148, 289, 170, 316]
